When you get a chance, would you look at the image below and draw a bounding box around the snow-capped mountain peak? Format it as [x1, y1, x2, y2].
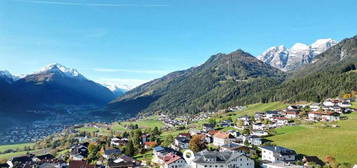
[0, 70, 19, 83]
[38, 63, 86, 79]
[311, 38, 337, 55]
[101, 82, 129, 97]
[258, 38, 337, 71]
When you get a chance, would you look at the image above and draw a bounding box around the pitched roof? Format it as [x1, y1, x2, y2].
[213, 132, 232, 139]
[165, 154, 183, 165]
[144, 141, 157, 146]
[208, 130, 219, 136]
[69, 160, 95, 168]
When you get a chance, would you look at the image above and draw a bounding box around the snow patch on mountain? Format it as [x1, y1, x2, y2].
[258, 38, 337, 71]
[37, 63, 86, 79]
[101, 82, 129, 97]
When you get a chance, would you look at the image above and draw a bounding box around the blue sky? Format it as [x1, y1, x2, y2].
[0, 0, 357, 88]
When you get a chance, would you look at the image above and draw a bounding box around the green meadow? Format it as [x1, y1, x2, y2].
[267, 112, 357, 164]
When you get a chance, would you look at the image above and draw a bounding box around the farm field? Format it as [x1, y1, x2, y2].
[267, 112, 357, 164]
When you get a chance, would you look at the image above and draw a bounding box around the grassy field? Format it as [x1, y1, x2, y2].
[112, 116, 164, 131]
[0, 143, 34, 153]
[237, 102, 289, 116]
[0, 150, 40, 159]
[267, 112, 357, 164]
[352, 102, 357, 108]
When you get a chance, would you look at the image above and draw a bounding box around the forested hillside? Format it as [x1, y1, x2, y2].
[109, 50, 286, 115]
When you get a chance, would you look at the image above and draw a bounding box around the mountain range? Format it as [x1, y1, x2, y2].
[1, 35, 356, 121]
[0, 64, 116, 113]
[109, 35, 357, 116]
[257, 38, 337, 71]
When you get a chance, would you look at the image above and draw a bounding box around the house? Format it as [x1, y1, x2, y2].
[103, 149, 122, 159]
[310, 103, 321, 111]
[173, 136, 190, 150]
[265, 111, 279, 119]
[308, 111, 340, 121]
[272, 117, 289, 126]
[204, 130, 218, 143]
[69, 160, 95, 168]
[213, 132, 234, 146]
[254, 112, 265, 121]
[107, 155, 141, 168]
[338, 101, 352, 108]
[186, 150, 254, 168]
[252, 123, 266, 130]
[287, 105, 299, 111]
[7, 155, 33, 168]
[285, 111, 299, 119]
[247, 135, 262, 146]
[220, 143, 241, 152]
[152, 146, 181, 165]
[162, 153, 187, 168]
[227, 130, 241, 138]
[70, 143, 89, 160]
[111, 137, 128, 146]
[323, 100, 335, 107]
[144, 141, 158, 149]
[141, 134, 151, 144]
[262, 161, 303, 168]
[251, 130, 269, 137]
[260, 146, 296, 162]
[202, 123, 215, 132]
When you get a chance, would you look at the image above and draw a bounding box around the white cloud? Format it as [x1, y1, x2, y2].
[98, 78, 150, 90]
[93, 68, 171, 75]
[15, 0, 169, 7]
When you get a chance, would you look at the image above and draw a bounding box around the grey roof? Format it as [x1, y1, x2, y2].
[104, 149, 121, 155]
[192, 150, 245, 164]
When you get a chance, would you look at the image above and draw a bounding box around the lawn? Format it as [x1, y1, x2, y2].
[0, 150, 40, 160]
[112, 116, 164, 131]
[0, 143, 34, 153]
[236, 102, 289, 116]
[352, 102, 357, 108]
[267, 112, 357, 164]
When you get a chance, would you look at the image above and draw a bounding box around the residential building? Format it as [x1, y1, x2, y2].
[213, 132, 234, 146]
[202, 124, 215, 132]
[162, 153, 187, 168]
[102, 149, 122, 159]
[107, 155, 141, 168]
[260, 146, 296, 162]
[308, 111, 340, 121]
[186, 150, 254, 168]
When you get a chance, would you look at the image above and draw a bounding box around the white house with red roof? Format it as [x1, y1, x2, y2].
[162, 153, 187, 168]
[308, 111, 340, 121]
[213, 132, 235, 146]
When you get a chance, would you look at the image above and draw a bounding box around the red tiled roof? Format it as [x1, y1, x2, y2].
[208, 130, 219, 136]
[164, 154, 182, 165]
[213, 132, 231, 139]
[144, 141, 157, 147]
